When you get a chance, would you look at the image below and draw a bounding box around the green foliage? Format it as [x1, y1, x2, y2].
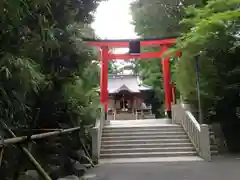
[131, 0, 240, 152]
[132, 0, 182, 37]
[174, 0, 240, 151]
[62, 66, 100, 126]
[0, 0, 102, 178]
[0, 55, 44, 125]
[175, 0, 240, 111]
[130, 0, 197, 116]
[108, 61, 118, 74]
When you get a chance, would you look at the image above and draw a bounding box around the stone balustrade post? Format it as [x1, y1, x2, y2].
[90, 127, 99, 162]
[200, 124, 211, 161]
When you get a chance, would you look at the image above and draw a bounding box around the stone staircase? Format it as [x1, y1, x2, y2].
[100, 121, 199, 161]
[114, 112, 136, 120]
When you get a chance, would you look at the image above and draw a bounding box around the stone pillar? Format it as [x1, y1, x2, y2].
[200, 124, 211, 161]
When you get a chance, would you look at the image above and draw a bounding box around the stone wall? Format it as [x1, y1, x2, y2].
[209, 123, 228, 154]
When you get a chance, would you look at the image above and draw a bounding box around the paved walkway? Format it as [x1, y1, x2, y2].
[84, 156, 240, 180]
[99, 156, 203, 164]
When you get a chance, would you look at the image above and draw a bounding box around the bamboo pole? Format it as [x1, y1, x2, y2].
[7, 127, 95, 167]
[0, 148, 4, 167]
[79, 137, 95, 167]
[1, 121, 52, 180]
[0, 126, 4, 168]
[21, 147, 52, 180]
[0, 127, 81, 147]
[11, 128, 65, 132]
[0, 121, 94, 178]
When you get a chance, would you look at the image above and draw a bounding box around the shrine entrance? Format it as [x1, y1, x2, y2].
[116, 91, 131, 111]
[84, 37, 181, 119]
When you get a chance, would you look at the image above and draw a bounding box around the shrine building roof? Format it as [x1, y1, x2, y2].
[108, 74, 152, 94]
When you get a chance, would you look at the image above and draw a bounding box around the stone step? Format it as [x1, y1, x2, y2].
[103, 127, 183, 133]
[101, 138, 191, 145]
[101, 147, 195, 154]
[102, 131, 186, 137]
[101, 142, 193, 149]
[210, 144, 218, 148]
[143, 116, 156, 119]
[211, 150, 218, 155]
[210, 145, 219, 153]
[102, 135, 189, 141]
[100, 151, 197, 159]
[103, 129, 184, 134]
[138, 115, 156, 119]
[99, 122, 208, 161]
[104, 124, 180, 129]
[115, 117, 136, 120]
[114, 113, 136, 120]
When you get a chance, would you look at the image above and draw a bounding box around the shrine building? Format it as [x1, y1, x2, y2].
[107, 74, 155, 120]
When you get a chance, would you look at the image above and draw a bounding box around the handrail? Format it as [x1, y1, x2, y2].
[135, 108, 153, 120]
[172, 104, 211, 161]
[185, 111, 201, 131]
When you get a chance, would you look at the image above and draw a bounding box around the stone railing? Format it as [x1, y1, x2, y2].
[90, 107, 104, 163]
[135, 108, 153, 119]
[135, 110, 138, 119]
[107, 109, 115, 121]
[113, 110, 116, 120]
[172, 104, 211, 161]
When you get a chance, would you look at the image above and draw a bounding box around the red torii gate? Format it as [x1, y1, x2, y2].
[85, 37, 181, 118]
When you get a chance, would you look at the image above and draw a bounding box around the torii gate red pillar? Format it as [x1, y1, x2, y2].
[155, 45, 172, 117]
[162, 55, 172, 117]
[99, 46, 109, 116]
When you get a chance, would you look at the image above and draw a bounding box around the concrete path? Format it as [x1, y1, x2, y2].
[99, 156, 203, 164]
[84, 156, 240, 180]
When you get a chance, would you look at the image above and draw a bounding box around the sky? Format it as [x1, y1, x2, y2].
[92, 0, 137, 40]
[91, 0, 138, 73]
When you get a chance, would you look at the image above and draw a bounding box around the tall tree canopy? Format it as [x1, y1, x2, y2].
[130, 0, 199, 116]
[131, 0, 240, 151]
[174, 0, 240, 151]
[0, 0, 102, 179]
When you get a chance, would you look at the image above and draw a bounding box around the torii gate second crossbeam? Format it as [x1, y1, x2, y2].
[85, 37, 182, 119]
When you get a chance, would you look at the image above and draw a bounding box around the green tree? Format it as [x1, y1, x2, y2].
[173, 0, 240, 151]
[131, 0, 240, 152]
[108, 61, 118, 74]
[0, 0, 102, 179]
[130, 0, 199, 116]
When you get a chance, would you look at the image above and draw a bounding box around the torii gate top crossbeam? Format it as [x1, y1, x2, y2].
[84, 36, 177, 47]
